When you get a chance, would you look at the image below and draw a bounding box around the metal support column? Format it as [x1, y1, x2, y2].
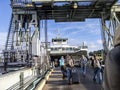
[45, 19, 48, 54]
[101, 13, 109, 54]
[44, 17, 48, 71]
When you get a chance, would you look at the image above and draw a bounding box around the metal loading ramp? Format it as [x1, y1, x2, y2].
[36, 67, 102, 90]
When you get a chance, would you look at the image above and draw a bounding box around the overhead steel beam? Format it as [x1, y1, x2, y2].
[32, 0, 97, 2]
[112, 4, 120, 12]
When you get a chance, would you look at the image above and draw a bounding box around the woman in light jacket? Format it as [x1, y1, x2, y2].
[66, 55, 74, 84]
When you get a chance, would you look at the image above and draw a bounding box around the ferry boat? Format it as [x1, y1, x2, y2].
[49, 36, 88, 64]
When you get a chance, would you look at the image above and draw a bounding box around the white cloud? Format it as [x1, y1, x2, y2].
[88, 41, 103, 52]
[0, 32, 7, 45]
[88, 42, 97, 50]
[0, 32, 7, 52]
[97, 39, 103, 44]
[68, 38, 81, 46]
[89, 29, 101, 35]
[67, 38, 103, 52]
[46, 20, 103, 53]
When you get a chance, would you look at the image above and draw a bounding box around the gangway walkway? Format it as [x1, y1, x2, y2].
[0, 67, 34, 90]
[40, 67, 102, 90]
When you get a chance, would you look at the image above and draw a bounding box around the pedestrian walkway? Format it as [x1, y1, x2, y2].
[42, 67, 102, 90]
[0, 67, 4, 75]
[0, 68, 33, 90]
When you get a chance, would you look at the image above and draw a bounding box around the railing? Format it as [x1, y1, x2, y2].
[6, 57, 51, 90]
[50, 50, 75, 54]
[50, 48, 87, 54]
[7, 75, 37, 90]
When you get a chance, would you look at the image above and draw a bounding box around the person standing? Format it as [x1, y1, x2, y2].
[4, 60, 7, 72]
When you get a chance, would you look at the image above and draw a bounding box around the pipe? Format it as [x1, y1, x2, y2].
[30, 69, 51, 90]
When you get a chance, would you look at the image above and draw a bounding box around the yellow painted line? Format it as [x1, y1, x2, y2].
[35, 69, 54, 90]
[36, 79, 46, 90]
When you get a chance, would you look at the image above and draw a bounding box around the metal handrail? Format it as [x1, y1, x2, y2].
[7, 76, 37, 90]
[29, 68, 51, 90]
[5, 14, 13, 50]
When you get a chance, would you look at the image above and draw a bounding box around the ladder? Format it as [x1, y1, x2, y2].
[5, 14, 15, 50]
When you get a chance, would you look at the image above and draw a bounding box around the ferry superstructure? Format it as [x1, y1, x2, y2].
[49, 37, 88, 59]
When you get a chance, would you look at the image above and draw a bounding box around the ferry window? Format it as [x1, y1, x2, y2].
[52, 48, 54, 51]
[54, 40, 57, 42]
[58, 40, 62, 42]
[51, 48, 53, 51]
[62, 48, 65, 50]
[55, 48, 58, 51]
[82, 46, 88, 48]
[70, 48, 72, 50]
[67, 48, 69, 50]
[66, 48, 69, 50]
[63, 40, 66, 42]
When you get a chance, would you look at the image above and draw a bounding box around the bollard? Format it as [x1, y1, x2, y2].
[19, 72, 24, 90]
[36, 66, 40, 77]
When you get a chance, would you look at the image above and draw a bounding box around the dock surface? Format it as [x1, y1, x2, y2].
[42, 67, 102, 90]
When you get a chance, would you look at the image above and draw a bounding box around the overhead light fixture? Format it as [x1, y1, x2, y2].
[66, 14, 69, 18]
[73, 2, 78, 9]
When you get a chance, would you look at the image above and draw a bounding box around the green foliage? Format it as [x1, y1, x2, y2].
[89, 49, 104, 57]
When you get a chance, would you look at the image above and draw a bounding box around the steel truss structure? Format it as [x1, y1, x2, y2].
[4, 11, 39, 63]
[3, 0, 120, 64]
[101, 4, 120, 54]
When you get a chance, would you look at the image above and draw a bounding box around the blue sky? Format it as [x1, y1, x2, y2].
[44, 19, 103, 52]
[0, 0, 120, 52]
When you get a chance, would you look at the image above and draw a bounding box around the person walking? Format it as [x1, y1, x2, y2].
[65, 55, 74, 84]
[59, 56, 66, 79]
[93, 56, 102, 84]
[90, 57, 94, 68]
[80, 55, 87, 77]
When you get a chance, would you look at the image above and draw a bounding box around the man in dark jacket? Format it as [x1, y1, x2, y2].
[103, 25, 120, 90]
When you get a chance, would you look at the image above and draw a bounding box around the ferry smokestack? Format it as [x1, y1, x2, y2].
[83, 42, 84, 46]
